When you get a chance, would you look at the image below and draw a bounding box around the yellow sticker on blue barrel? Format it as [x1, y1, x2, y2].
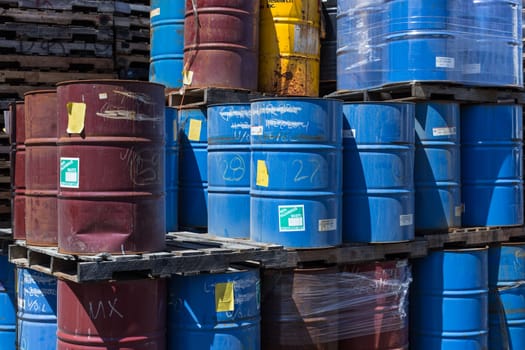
[256, 160, 269, 187]
[188, 119, 202, 141]
[215, 282, 235, 312]
[66, 102, 86, 134]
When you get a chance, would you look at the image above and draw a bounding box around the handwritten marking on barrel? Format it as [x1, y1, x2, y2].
[221, 154, 246, 182]
[293, 159, 321, 183]
[88, 298, 124, 320]
[120, 148, 161, 186]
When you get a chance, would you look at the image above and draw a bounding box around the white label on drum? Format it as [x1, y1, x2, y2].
[318, 219, 337, 232]
[455, 205, 463, 217]
[343, 129, 356, 138]
[432, 127, 456, 136]
[251, 126, 263, 136]
[294, 25, 319, 55]
[400, 214, 413, 227]
[98, 93, 108, 100]
[150, 8, 160, 18]
[436, 56, 455, 69]
[464, 63, 481, 74]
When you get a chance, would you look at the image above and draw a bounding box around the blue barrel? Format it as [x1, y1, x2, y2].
[461, 38, 522, 87]
[207, 104, 251, 238]
[411, 248, 489, 350]
[166, 107, 178, 232]
[385, 31, 461, 84]
[179, 108, 208, 231]
[387, 0, 449, 31]
[489, 243, 525, 350]
[415, 102, 461, 231]
[0, 255, 15, 350]
[168, 268, 260, 350]
[472, 0, 521, 38]
[337, 3, 385, 90]
[251, 98, 342, 248]
[461, 104, 523, 227]
[343, 102, 415, 243]
[17, 269, 57, 350]
[149, 0, 185, 88]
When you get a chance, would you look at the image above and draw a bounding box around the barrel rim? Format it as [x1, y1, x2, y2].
[250, 97, 343, 103]
[24, 89, 57, 96]
[343, 101, 415, 106]
[56, 79, 165, 88]
[208, 102, 251, 108]
[442, 246, 489, 252]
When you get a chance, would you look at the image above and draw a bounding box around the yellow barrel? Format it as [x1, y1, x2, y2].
[259, 0, 321, 96]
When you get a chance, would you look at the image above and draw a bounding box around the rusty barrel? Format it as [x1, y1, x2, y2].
[339, 260, 411, 350]
[10, 102, 26, 240]
[57, 278, 166, 349]
[262, 266, 339, 349]
[24, 90, 58, 246]
[183, 0, 259, 90]
[56, 80, 166, 255]
[259, 0, 321, 96]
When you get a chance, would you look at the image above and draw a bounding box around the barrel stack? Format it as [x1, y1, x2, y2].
[3, 0, 525, 349]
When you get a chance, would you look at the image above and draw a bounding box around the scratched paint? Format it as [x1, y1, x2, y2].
[57, 278, 166, 349]
[56, 80, 166, 255]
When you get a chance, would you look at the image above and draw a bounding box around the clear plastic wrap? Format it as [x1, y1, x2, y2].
[261, 260, 412, 348]
[336, 0, 523, 90]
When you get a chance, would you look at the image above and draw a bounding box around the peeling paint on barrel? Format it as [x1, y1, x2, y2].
[57, 278, 166, 349]
[24, 90, 58, 246]
[56, 80, 166, 255]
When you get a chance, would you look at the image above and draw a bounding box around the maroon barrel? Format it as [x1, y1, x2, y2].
[262, 266, 339, 350]
[24, 90, 58, 246]
[56, 80, 166, 255]
[183, 0, 259, 90]
[11, 102, 26, 240]
[57, 278, 166, 349]
[338, 260, 410, 350]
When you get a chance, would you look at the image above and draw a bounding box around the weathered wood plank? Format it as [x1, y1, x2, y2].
[0, 8, 113, 27]
[0, 54, 114, 71]
[0, 70, 117, 84]
[0, 39, 114, 57]
[0, 22, 113, 42]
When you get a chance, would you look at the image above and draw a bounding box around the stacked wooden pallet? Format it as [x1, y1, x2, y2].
[113, 0, 150, 80]
[0, 0, 155, 109]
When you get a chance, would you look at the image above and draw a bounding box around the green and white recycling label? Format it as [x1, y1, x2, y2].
[278, 205, 305, 232]
[60, 157, 79, 188]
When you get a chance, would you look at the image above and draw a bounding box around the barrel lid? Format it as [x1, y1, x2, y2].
[250, 96, 343, 103]
[208, 102, 251, 108]
[343, 101, 415, 105]
[56, 79, 165, 88]
[24, 89, 56, 96]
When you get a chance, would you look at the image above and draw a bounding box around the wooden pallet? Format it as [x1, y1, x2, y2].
[0, 55, 114, 72]
[0, 0, 115, 13]
[9, 233, 285, 282]
[114, 1, 149, 15]
[0, 39, 113, 57]
[0, 23, 113, 43]
[113, 14, 149, 30]
[115, 40, 149, 56]
[167, 87, 268, 108]
[327, 81, 525, 104]
[115, 55, 148, 80]
[0, 70, 117, 85]
[0, 8, 113, 27]
[114, 26, 149, 42]
[422, 226, 525, 249]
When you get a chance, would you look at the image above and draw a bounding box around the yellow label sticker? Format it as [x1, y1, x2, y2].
[215, 282, 234, 312]
[256, 160, 269, 187]
[188, 119, 202, 141]
[182, 70, 194, 86]
[66, 102, 86, 134]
